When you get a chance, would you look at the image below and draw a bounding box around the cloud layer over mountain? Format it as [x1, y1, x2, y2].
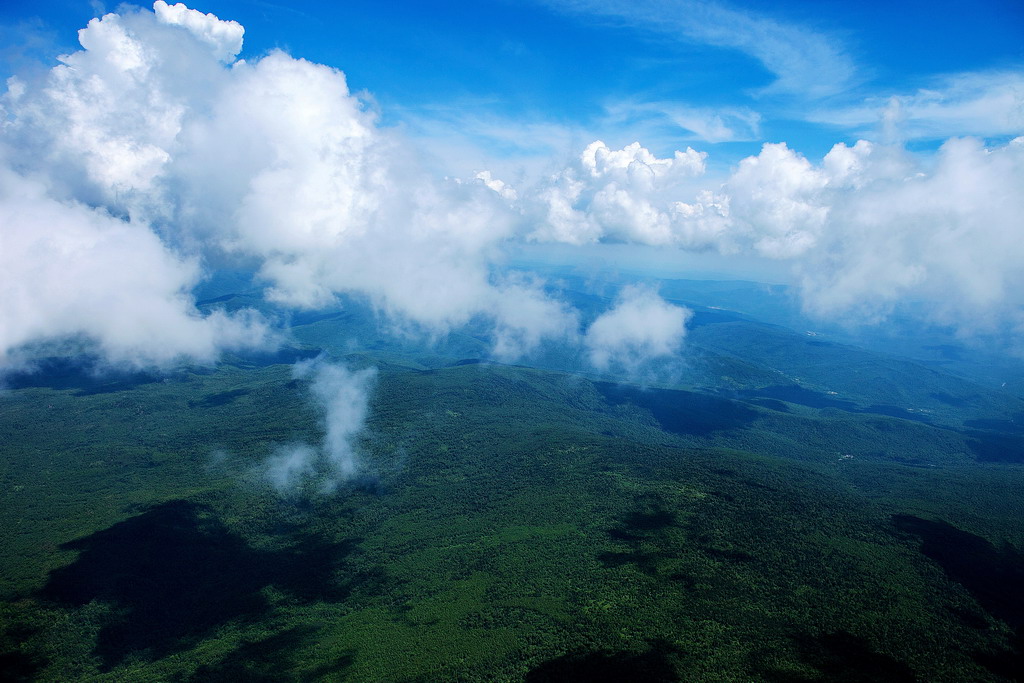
[0, 2, 581, 368]
[1, 0, 1020, 376]
[523, 136, 1024, 337]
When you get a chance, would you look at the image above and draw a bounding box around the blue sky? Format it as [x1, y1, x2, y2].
[3, 0, 1021, 168]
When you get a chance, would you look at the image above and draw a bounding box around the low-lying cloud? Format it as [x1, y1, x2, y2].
[525, 135, 1024, 339]
[584, 286, 691, 373]
[264, 359, 377, 493]
[0, 168, 271, 368]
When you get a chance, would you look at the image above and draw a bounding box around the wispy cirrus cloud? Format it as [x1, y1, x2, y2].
[809, 69, 1024, 142]
[539, 0, 860, 100]
[604, 100, 762, 143]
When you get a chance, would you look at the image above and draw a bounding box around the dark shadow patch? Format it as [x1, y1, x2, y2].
[0, 621, 45, 683]
[893, 519, 1024, 683]
[2, 357, 162, 395]
[0, 651, 43, 683]
[736, 385, 858, 411]
[597, 383, 758, 436]
[290, 309, 352, 327]
[601, 498, 679, 575]
[188, 626, 353, 682]
[965, 431, 1024, 463]
[39, 501, 373, 669]
[862, 404, 932, 423]
[737, 385, 856, 411]
[623, 506, 676, 532]
[923, 344, 964, 361]
[526, 640, 679, 682]
[195, 292, 247, 307]
[705, 547, 755, 563]
[189, 387, 250, 408]
[224, 347, 321, 369]
[740, 478, 778, 492]
[965, 413, 1024, 436]
[761, 631, 916, 682]
[687, 309, 746, 327]
[931, 392, 968, 407]
[607, 498, 677, 542]
[0, 618, 44, 683]
[748, 398, 791, 413]
[736, 385, 933, 424]
[973, 631, 1024, 682]
[948, 605, 991, 631]
[893, 515, 1024, 630]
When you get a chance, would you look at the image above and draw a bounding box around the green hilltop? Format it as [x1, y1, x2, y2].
[2, 277, 1024, 681]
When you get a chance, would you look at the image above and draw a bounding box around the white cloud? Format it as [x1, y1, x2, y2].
[6, 0, 1018, 371]
[658, 105, 761, 144]
[488, 275, 581, 360]
[584, 286, 691, 372]
[796, 136, 1024, 332]
[811, 69, 1024, 141]
[264, 444, 317, 493]
[153, 0, 243, 62]
[263, 359, 376, 493]
[720, 142, 830, 258]
[0, 2, 579, 367]
[305, 360, 377, 488]
[604, 100, 762, 144]
[528, 140, 707, 246]
[665, 135, 1024, 335]
[542, 0, 859, 99]
[474, 170, 518, 200]
[0, 168, 271, 367]
[533, 134, 1024, 338]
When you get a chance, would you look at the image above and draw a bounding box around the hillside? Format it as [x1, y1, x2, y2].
[3, 283, 1024, 681]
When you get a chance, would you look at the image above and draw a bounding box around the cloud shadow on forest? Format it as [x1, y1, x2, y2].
[39, 500, 381, 669]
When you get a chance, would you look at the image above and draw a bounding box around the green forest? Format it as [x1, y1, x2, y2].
[2, 279, 1024, 682]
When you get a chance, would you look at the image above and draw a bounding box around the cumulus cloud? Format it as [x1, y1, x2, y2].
[668, 135, 1024, 335]
[529, 140, 707, 245]
[0, 168, 271, 368]
[264, 359, 377, 493]
[0, 4, 272, 369]
[8, 0, 1016, 371]
[531, 133, 1024, 337]
[715, 141, 830, 258]
[488, 276, 581, 360]
[153, 0, 243, 62]
[796, 136, 1024, 332]
[0, 2, 578, 369]
[527, 138, 842, 257]
[584, 286, 691, 372]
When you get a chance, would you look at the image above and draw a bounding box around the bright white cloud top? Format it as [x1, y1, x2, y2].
[584, 286, 691, 373]
[0, 3, 577, 367]
[0, 0, 1022, 371]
